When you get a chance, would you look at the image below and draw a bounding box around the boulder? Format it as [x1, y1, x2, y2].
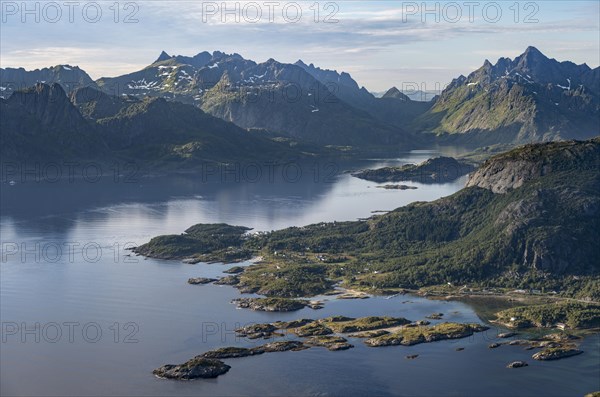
[507, 360, 528, 368]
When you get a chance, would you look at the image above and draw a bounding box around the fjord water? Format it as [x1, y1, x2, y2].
[1, 153, 598, 397]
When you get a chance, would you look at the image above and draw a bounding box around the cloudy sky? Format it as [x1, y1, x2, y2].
[1, 1, 599, 92]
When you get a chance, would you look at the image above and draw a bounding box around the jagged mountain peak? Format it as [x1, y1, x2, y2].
[469, 47, 593, 88]
[49, 64, 82, 71]
[154, 50, 244, 65]
[209, 51, 245, 62]
[155, 51, 171, 63]
[294, 59, 364, 93]
[446, 75, 467, 90]
[194, 51, 211, 58]
[382, 87, 410, 101]
[522, 45, 545, 57]
[514, 46, 552, 70]
[295, 60, 338, 74]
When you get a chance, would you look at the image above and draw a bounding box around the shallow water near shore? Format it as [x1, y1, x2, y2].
[1, 152, 598, 397]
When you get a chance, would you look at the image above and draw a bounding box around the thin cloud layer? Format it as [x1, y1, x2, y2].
[1, 1, 598, 91]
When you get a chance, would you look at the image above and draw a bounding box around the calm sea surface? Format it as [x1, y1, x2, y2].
[1, 152, 598, 396]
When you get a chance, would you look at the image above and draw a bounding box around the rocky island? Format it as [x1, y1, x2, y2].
[231, 297, 312, 312]
[364, 322, 489, 347]
[352, 156, 476, 184]
[321, 316, 411, 333]
[532, 347, 584, 361]
[234, 323, 281, 339]
[507, 361, 528, 368]
[376, 184, 418, 190]
[154, 317, 491, 381]
[153, 358, 231, 380]
[305, 335, 354, 351]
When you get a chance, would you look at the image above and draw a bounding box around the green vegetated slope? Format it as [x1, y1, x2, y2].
[249, 139, 599, 298]
[137, 138, 600, 300]
[495, 302, 600, 329]
[134, 224, 253, 263]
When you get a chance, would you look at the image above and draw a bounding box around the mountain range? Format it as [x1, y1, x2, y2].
[1, 47, 599, 159]
[413, 46, 599, 145]
[1, 83, 310, 165]
[0, 50, 433, 147]
[93, 51, 423, 146]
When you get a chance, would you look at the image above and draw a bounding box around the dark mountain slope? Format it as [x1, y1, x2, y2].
[1, 65, 97, 98]
[1, 83, 104, 161]
[295, 62, 432, 129]
[2, 84, 311, 166]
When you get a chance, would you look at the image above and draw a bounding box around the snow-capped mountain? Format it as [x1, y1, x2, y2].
[96, 51, 421, 146]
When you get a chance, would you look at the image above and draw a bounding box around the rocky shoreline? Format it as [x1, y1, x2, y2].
[153, 311, 592, 381]
[364, 323, 489, 347]
[154, 317, 492, 381]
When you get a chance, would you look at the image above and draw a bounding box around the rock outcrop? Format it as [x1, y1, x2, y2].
[466, 139, 600, 194]
[153, 358, 231, 380]
[532, 348, 583, 361]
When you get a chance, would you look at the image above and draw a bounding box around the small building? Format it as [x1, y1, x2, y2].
[556, 323, 567, 330]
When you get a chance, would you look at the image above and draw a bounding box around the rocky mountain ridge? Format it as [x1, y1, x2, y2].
[413, 47, 599, 145]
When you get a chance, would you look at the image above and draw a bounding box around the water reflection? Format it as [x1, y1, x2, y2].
[3, 150, 596, 397]
[1, 155, 467, 238]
